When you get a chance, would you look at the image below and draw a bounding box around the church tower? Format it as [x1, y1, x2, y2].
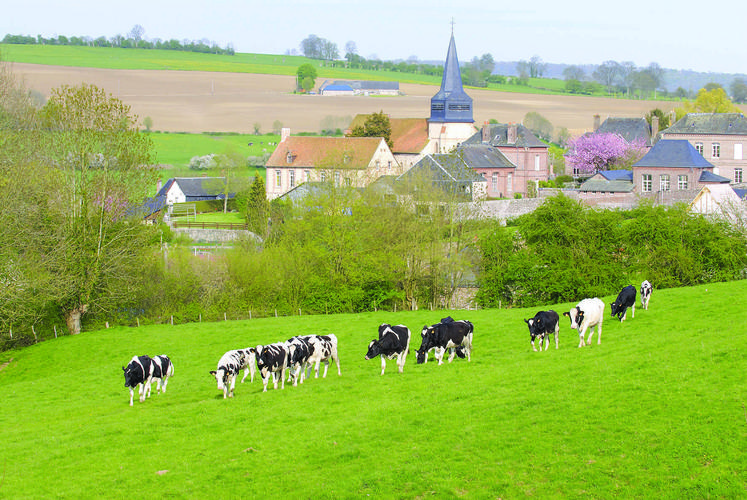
[428, 29, 476, 153]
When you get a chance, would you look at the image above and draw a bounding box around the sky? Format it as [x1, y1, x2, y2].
[3, 0, 746, 74]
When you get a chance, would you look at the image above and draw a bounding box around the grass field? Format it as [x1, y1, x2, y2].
[1, 280, 745, 498]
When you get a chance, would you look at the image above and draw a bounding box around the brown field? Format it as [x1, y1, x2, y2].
[11, 62, 674, 137]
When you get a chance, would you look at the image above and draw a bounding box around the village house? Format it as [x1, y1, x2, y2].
[319, 80, 400, 96]
[659, 113, 747, 185]
[264, 131, 399, 200]
[398, 152, 488, 202]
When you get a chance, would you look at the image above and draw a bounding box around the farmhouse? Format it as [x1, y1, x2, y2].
[158, 177, 234, 205]
[319, 80, 400, 96]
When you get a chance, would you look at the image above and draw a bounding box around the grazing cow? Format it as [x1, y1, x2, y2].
[149, 354, 175, 396]
[640, 280, 653, 310]
[238, 347, 257, 384]
[306, 334, 341, 379]
[610, 285, 636, 322]
[416, 318, 474, 365]
[285, 336, 315, 386]
[563, 298, 605, 347]
[255, 342, 289, 392]
[209, 350, 246, 399]
[365, 324, 411, 375]
[524, 310, 560, 351]
[123, 355, 154, 406]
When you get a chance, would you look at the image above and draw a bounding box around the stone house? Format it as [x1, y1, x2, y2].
[660, 113, 747, 184]
[265, 133, 400, 200]
[396, 152, 488, 202]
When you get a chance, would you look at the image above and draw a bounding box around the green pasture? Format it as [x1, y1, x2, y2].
[1, 280, 745, 498]
[148, 132, 274, 185]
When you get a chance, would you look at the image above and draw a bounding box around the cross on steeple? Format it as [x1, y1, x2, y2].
[450, 17, 455, 35]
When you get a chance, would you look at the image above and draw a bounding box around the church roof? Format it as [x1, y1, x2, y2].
[349, 114, 430, 154]
[430, 33, 473, 123]
[632, 139, 713, 169]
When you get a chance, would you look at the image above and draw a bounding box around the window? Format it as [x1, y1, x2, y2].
[492, 173, 498, 191]
[642, 174, 652, 193]
[320, 171, 326, 183]
[735, 144, 743, 160]
[507, 173, 513, 192]
[289, 170, 295, 188]
[712, 143, 721, 158]
[535, 154, 540, 171]
[334, 171, 341, 186]
[304, 170, 310, 182]
[275, 170, 282, 188]
[695, 142, 704, 155]
[660, 174, 670, 192]
[678, 175, 688, 190]
[736, 168, 744, 183]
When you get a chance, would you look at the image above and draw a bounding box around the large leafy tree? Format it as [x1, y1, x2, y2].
[565, 133, 647, 175]
[14, 83, 158, 334]
[346, 110, 393, 149]
[296, 63, 317, 93]
[675, 87, 743, 120]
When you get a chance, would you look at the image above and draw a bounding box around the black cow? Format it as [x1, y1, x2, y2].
[149, 354, 175, 397]
[255, 342, 289, 392]
[209, 350, 246, 399]
[416, 318, 474, 365]
[365, 324, 411, 375]
[123, 355, 154, 406]
[610, 285, 636, 321]
[524, 310, 560, 351]
[640, 280, 653, 310]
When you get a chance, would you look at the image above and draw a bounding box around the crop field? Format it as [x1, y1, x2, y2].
[1, 280, 745, 498]
[4, 49, 672, 136]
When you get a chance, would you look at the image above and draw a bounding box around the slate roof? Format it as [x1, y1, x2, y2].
[579, 179, 635, 193]
[322, 80, 399, 91]
[349, 115, 430, 154]
[266, 136, 386, 169]
[430, 34, 473, 123]
[664, 113, 747, 135]
[398, 153, 485, 185]
[597, 117, 652, 145]
[463, 123, 547, 148]
[457, 144, 515, 168]
[632, 139, 714, 168]
[158, 177, 230, 199]
[598, 170, 633, 181]
[734, 188, 747, 199]
[698, 171, 732, 183]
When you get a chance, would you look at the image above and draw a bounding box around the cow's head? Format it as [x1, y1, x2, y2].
[209, 369, 228, 391]
[365, 339, 381, 360]
[416, 326, 437, 364]
[122, 365, 135, 388]
[610, 302, 620, 317]
[563, 307, 584, 330]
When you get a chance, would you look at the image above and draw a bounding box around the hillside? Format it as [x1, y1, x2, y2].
[1, 45, 672, 135]
[1, 280, 745, 497]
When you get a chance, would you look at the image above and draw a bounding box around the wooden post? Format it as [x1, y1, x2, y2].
[249, 311, 252, 320]
[199, 314, 202, 322]
[54, 325, 58, 338]
[105, 322, 109, 329]
[9, 328, 11, 340]
[32, 325, 37, 342]
[298, 308, 301, 316]
[224, 312, 227, 321]
[136, 317, 140, 328]
[275, 309, 278, 318]
[171, 315, 174, 325]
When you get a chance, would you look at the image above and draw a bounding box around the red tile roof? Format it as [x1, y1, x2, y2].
[266, 136, 385, 169]
[349, 114, 430, 154]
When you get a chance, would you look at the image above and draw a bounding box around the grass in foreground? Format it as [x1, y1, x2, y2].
[0, 280, 745, 498]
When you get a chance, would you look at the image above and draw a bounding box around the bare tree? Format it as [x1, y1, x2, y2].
[128, 24, 145, 42]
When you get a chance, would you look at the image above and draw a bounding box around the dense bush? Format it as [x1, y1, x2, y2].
[476, 195, 747, 308]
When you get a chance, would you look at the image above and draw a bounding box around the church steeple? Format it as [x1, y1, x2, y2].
[430, 31, 473, 123]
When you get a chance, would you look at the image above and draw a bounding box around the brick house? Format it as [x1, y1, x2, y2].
[265, 133, 400, 200]
[660, 113, 747, 184]
[462, 122, 550, 197]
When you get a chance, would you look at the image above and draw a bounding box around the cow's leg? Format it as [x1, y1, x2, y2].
[596, 323, 602, 344]
[531, 337, 537, 352]
[631, 303, 635, 318]
[380, 356, 387, 376]
[435, 347, 446, 365]
[129, 388, 135, 406]
[447, 348, 456, 363]
[334, 353, 341, 376]
[241, 368, 250, 383]
[228, 375, 237, 397]
[261, 374, 269, 393]
[162, 376, 169, 393]
[554, 326, 559, 349]
[314, 360, 321, 379]
[397, 353, 406, 373]
[578, 330, 586, 347]
[280, 369, 285, 390]
[322, 359, 329, 378]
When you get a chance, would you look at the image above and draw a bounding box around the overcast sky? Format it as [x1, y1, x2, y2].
[3, 0, 745, 74]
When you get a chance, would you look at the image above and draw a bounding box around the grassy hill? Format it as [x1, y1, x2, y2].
[1, 280, 745, 498]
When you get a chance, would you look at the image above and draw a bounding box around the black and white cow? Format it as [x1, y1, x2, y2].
[209, 349, 246, 399]
[307, 334, 341, 379]
[365, 324, 411, 375]
[255, 342, 289, 392]
[285, 336, 315, 386]
[640, 280, 652, 310]
[563, 298, 605, 347]
[416, 318, 474, 365]
[238, 347, 257, 384]
[149, 354, 174, 397]
[524, 310, 560, 351]
[610, 285, 636, 322]
[123, 355, 154, 406]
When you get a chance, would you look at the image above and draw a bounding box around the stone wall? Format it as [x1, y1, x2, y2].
[172, 227, 258, 243]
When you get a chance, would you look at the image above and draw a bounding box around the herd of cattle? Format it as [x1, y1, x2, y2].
[122, 282, 651, 405]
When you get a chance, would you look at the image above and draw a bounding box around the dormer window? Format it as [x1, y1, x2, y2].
[286, 151, 295, 164]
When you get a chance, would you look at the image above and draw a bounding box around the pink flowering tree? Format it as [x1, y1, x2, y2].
[565, 133, 647, 175]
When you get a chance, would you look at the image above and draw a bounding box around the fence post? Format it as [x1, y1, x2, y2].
[32, 325, 37, 342]
[171, 316, 174, 325]
[249, 311, 252, 320]
[224, 312, 227, 321]
[275, 309, 278, 318]
[136, 318, 140, 328]
[54, 325, 58, 338]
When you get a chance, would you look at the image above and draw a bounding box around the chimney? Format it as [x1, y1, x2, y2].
[507, 123, 517, 145]
[669, 109, 677, 126]
[156, 179, 162, 192]
[593, 114, 601, 132]
[281, 127, 291, 143]
[482, 121, 490, 143]
[651, 116, 659, 140]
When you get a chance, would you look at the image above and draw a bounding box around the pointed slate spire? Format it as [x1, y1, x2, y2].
[430, 32, 473, 123]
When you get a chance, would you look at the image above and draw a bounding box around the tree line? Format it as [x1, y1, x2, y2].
[2, 24, 235, 55]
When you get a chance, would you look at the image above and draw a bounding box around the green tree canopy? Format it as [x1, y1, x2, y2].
[346, 110, 393, 149]
[296, 63, 317, 92]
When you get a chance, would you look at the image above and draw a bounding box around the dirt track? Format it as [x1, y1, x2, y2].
[10, 62, 673, 136]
